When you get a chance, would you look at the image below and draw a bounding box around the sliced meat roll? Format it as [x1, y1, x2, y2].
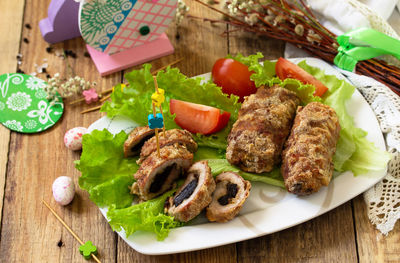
[138, 129, 197, 164]
[124, 126, 159, 157]
[206, 172, 251, 223]
[226, 86, 300, 173]
[165, 161, 216, 222]
[281, 102, 340, 195]
[131, 145, 193, 201]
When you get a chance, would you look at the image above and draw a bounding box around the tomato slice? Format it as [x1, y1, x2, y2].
[275, 57, 328, 97]
[208, 111, 231, 134]
[170, 99, 230, 135]
[212, 58, 257, 102]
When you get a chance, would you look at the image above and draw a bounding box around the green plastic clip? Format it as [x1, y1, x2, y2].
[334, 28, 400, 71]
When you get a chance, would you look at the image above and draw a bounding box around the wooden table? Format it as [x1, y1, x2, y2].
[0, 1, 399, 262]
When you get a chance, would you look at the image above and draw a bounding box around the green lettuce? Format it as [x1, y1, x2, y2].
[101, 64, 241, 149]
[107, 190, 183, 241]
[206, 159, 285, 188]
[76, 129, 138, 208]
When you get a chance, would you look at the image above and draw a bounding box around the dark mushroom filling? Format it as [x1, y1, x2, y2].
[130, 133, 154, 154]
[217, 183, 238, 205]
[149, 164, 178, 193]
[173, 174, 199, 207]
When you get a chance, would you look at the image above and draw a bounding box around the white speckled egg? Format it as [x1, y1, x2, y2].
[64, 127, 88, 151]
[52, 176, 75, 206]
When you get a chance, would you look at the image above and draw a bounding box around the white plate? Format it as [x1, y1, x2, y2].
[88, 57, 387, 255]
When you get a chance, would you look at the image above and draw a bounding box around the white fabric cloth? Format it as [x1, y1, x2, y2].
[285, 0, 400, 234]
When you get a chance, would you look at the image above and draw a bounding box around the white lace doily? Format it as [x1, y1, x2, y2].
[339, 69, 400, 235]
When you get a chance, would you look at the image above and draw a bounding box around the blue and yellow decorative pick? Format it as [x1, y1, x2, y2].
[148, 113, 164, 129]
[334, 27, 400, 71]
[148, 76, 167, 157]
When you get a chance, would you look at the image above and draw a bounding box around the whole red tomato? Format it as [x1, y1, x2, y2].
[212, 58, 257, 102]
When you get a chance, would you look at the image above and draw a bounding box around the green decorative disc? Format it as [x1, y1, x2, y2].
[0, 73, 64, 133]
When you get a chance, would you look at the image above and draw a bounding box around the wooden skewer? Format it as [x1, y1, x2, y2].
[152, 76, 166, 138]
[42, 200, 102, 263]
[99, 94, 111, 103]
[151, 57, 183, 75]
[69, 97, 85, 105]
[159, 105, 166, 138]
[152, 104, 161, 157]
[101, 88, 113, 95]
[81, 105, 102, 114]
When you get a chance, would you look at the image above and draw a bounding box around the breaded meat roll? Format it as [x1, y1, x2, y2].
[206, 172, 251, 223]
[165, 161, 215, 222]
[124, 126, 159, 157]
[281, 102, 340, 195]
[227, 86, 300, 173]
[131, 145, 193, 200]
[138, 129, 197, 164]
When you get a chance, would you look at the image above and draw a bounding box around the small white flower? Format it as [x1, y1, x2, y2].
[4, 120, 23, 131]
[0, 101, 5, 111]
[24, 119, 37, 129]
[6, 92, 32, 111]
[26, 76, 46, 90]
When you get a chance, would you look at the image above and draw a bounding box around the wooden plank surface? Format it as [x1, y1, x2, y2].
[354, 195, 400, 263]
[0, 0, 25, 231]
[0, 0, 119, 262]
[0, 0, 399, 262]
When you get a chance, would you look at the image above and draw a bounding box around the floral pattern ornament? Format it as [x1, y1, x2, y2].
[24, 119, 37, 130]
[80, 0, 130, 51]
[0, 73, 64, 133]
[35, 89, 48, 99]
[28, 100, 56, 125]
[4, 120, 23, 132]
[6, 92, 32, 111]
[26, 76, 46, 90]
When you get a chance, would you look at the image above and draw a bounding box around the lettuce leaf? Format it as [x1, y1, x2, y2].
[101, 64, 241, 149]
[107, 190, 183, 241]
[232, 53, 320, 104]
[76, 129, 138, 208]
[206, 159, 285, 188]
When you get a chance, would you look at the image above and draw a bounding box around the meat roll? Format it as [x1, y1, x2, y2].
[206, 172, 251, 223]
[138, 129, 197, 164]
[281, 102, 340, 195]
[123, 126, 159, 157]
[131, 145, 193, 200]
[226, 86, 300, 173]
[165, 161, 215, 222]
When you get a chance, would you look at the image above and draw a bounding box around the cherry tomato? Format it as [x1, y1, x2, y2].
[275, 57, 328, 97]
[170, 99, 230, 135]
[212, 58, 257, 102]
